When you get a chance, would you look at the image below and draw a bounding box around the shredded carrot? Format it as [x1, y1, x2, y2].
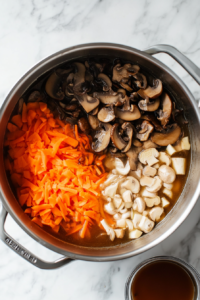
[4, 103, 108, 239]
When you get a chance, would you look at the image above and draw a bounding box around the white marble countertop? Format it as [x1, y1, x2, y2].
[0, 0, 200, 299]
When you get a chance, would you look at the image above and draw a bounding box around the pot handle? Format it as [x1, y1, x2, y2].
[144, 44, 200, 86]
[0, 203, 73, 269]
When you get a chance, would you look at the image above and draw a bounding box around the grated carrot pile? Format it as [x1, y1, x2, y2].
[4, 102, 108, 238]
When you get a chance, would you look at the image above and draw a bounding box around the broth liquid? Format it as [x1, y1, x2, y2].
[131, 261, 194, 300]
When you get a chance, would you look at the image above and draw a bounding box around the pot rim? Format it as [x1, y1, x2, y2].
[1, 43, 200, 261]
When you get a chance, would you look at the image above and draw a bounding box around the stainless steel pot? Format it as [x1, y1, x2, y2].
[0, 43, 200, 269]
[125, 256, 200, 300]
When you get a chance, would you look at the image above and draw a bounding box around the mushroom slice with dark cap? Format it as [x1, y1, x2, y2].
[141, 113, 163, 132]
[98, 106, 115, 123]
[78, 117, 91, 134]
[121, 122, 134, 152]
[75, 94, 99, 113]
[45, 72, 65, 100]
[142, 139, 159, 149]
[157, 92, 173, 127]
[132, 73, 147, 89]
[133, 139, 143, 147]
[88, 115, 100, 130]
[130, 92, 140, 102]
[90, 106, 99, 115]
[92, 123, 112, 152]
[138, 79, 163, 99]
[115, 104, 141, 121]
[136, 120, 154, 141]
[112, 63, 140, 82]
[98, 73, 112, 91]
[73, 62, 86, 94]
[126, 146, 141, 170]
[93, 90, 125, 106]
[111, 123, 127, 150]
[151, 123, 181, 146]
[28, 91, 42, 102]
[138, 97, 160, 112]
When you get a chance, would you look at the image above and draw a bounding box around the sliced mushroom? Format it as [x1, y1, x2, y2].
[144, 196, 161, 207]
[140, 176, 155, 187]
[128, 229, 143, 239]
[132, 213, 143, 229]
[151, 124, 181, 146]
[77, 118, 90, 134]
[121, 122, 134, 152]
[136, 120, 154, 141]
[104, 181, 119, 198]
[158, 152, 171, 166]
[138, 79, 163, 99]
[161, 197, 170, 208]
[157, 92, 173, 127]
[73, 62, 86, 94]
[92, 123, 112, 152]
[126, 146, 141, 170]
[90, 106, 99, 115]
[138, 97, 160, 112]
[27, 91, 42, 103]
[113, 195, 123, 209]
[116, 159, 130, 175]
[122, 190, 132, 203]
[149, 207, 164, 222]
[143, 166, 157, 177]
[141, 187, 158, 198]
[141, 113, 163, 132]
[133, 197, 146, 213]
[98, 73, 112, 91]
[121, 176, 140, 194]
[139, 148, 159, 166]
[133, 73, 147, 89]
[104, 202, 116, 215]
[88, 115, 100, 130]
[142, 140, 159, 150]
[98, 106, 115, 123]
[75, 93, 99, 113]
[100, 219, 115, 241]
[146, 176, 162, 193]
[45, 72, 65, 100]
[133, 139, 143, 147]
[139, 216, 155, 233]
[93, 90, 125, 106]
[113, 63, 140, 83]
[181, 136, 190, 150]
[111, 123, 127, 150]
[115, 104, 141, 121]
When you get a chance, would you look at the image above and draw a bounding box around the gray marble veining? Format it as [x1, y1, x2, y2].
[0, 0, 200, 299]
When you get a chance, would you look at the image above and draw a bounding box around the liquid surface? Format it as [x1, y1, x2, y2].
[131, 261, 194, 300]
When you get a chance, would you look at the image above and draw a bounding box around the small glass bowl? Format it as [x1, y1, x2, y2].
[125, 256, 200, 300]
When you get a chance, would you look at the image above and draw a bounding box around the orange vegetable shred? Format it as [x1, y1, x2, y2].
[4, 102, 108, 239]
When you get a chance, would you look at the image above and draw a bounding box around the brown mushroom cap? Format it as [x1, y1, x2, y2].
[92, 123, 112, 152]
[93, 90, 125, 106]
[157, 92, 173, 127]
[78, 118, 90, 134]
[136, 120, 154, 141]
[73, 62, 86, 94]
[111, 123, 127, 150]
[151, 123, 181, 146]
[126, 146, 141, 170]
[121, 122, 134, 152]
[98, 73, 112, 91]
[88, 115, 100, 130]
[115, 104, 141, 121]
[138, 79, 163, 99]
[141, 113, 163, 132]
[138, 97, 160, 112]
[143, 140, 160, 149]
[133, 73, 147, 89]
[98, 106, 115, 123]
[75, 94, 99, 113]
[45, 72, 65, 101]
[112, 63, 140, 82]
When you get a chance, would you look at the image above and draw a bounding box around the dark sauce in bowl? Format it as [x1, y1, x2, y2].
[131, 261, 194, 300]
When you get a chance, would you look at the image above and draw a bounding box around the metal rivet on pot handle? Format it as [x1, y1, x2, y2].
[144, 44, 200, 85]
[0, 202, 73, 269]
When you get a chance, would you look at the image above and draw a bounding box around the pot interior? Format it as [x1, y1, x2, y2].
[1, 44, 200, 260]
